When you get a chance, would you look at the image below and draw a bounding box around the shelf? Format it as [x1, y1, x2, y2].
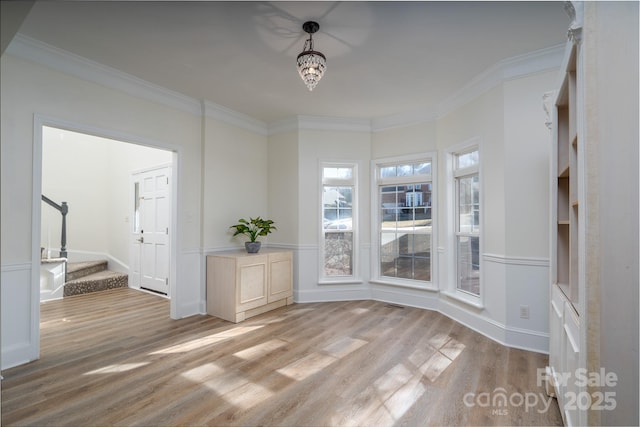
[571, 200, 579, 207]
[558, 220, 570, 226]
[558, 164, 570, 178]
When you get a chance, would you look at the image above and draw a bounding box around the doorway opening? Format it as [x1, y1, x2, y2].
[39, 125, 176, 304]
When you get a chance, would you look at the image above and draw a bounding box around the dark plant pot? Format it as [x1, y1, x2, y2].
[245, 241, 261, 253]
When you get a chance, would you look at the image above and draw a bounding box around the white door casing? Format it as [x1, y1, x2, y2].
[130, 165, 171, 295]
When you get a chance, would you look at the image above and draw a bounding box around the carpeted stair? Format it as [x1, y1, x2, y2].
[65, 260, 128, 297]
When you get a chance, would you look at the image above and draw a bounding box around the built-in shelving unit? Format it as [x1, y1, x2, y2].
[548, 8, 584, 425]
[554, 43, 579, 312]
[547, 3, 638, 426]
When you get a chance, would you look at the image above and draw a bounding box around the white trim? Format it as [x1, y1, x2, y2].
[318, 279, 365, 286]
[372, 44, 564, 131]
[268, 116, 372, 135]
[295, 287, 372, 303]
[1, 263, 33, 272]
[483, 253, 550, 267]
[30, 116, 43, 365]
[181, 248, 203, 255]
[203, 100, 267, 136]
[130, 162, 173, 177]
[7, 34, 563, 135]
[267, 117, 299, 135]
[370, 279, 439, 293]
[446, 138, 484, 302]
[319, 160, 359, 282]
[370, 152, 438, 289]
[441, 290, 484, 309]
[34, 115, 182, 320]
[439, 298, 549, 354]
[436, 44, 564, 120]
[8, 34, 201, 116]
[370, 284, 440, 310]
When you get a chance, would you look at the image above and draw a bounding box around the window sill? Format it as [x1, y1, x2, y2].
[318, 278, 364, 286]
[441, 290, 484, 309]
[369, 279, 439, 292]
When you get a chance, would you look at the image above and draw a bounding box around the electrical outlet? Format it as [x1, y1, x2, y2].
[520, 305, 530, 319]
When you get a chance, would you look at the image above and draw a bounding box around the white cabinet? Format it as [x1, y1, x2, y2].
[206, 249, 293, 323]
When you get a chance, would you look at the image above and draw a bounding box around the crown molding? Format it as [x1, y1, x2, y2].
[435, 44, 564, 120]
[268, 117, 299, 136]
[268, 115, 371, 135]
[6, 33, 564, 137]
[6, 34, 202, 116]
[203, 100, 268, 136]
[371, 43, 565, 131]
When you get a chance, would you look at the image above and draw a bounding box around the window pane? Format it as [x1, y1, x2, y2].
[324, 167, 352, 180]
[457, 150, 479, 169]
[324, 186, 352, 231]
[396, 164, 412, 176]
[458, 175, 479, 233]
[378, 161, 433, 284]
[324, 232, 353, 276]
[134, 182, 141, 232]
[413, 162, 431, 175]
[457, 236, 480, 295]
[380, 166, 396, 178]
[379, 227, 431, 281]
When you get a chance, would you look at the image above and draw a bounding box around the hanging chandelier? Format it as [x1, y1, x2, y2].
[296, 21, 326, 91]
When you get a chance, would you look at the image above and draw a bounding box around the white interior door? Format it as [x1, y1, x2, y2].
[130, 166, 171, 295]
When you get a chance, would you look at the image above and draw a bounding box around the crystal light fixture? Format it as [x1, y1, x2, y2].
[296, 21, 326, 91]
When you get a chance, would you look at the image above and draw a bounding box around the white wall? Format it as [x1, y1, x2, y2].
[296, 128, 372, 302]
[267, 131, 299, 246]
[502, 71, 556, 347]
[1, 29, 571, 371]
[41, 127, 110, 259]
[371, 121, 437, 159]
[41, 126, 172, 267]
[202, 116, 268, 251]
[436, 84, 509, 334]
[1, 52, 202, 368]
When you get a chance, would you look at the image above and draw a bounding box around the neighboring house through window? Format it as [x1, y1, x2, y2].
[321, 164, 357, 280]
[373, 154, 435, 287]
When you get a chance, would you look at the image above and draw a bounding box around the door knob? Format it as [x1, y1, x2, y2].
[137, 236, 144, 243]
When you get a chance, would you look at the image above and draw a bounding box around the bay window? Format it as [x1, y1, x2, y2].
[374, 155, 435, 286]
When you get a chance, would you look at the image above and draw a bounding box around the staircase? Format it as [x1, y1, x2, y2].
[64, 260, 128, 297]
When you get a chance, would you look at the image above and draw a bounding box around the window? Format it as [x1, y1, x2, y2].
[454, 148, 480, 296]
[322, 164, 356, 278]
[375, 156, 434, 285]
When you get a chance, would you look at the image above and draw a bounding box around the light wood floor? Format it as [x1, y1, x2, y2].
[2, 288, 562, 426]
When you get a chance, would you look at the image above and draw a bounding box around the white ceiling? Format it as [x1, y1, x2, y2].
[13, 1, 570, 124]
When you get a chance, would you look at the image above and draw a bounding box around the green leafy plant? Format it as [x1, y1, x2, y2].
[229, 217, 277, 242]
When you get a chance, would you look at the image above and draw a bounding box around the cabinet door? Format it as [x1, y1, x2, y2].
[268, 252, 293, 303]
[236, 255, 268, 311]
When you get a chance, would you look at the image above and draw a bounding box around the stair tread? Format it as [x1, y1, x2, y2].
[66, 270, 127, 284]
[66, 260, 108, 274]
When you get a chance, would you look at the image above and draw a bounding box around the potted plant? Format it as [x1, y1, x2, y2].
[229, 216, 277, 253]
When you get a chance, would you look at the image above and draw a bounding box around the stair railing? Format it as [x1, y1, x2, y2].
[41, 195, 68, 258]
